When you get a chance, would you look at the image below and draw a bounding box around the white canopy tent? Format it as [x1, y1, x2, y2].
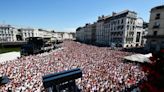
[124, 53, 152, 63]
[0, 51, 20, 63]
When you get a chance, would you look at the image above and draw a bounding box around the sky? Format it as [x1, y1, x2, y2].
[0, 0, 163, 32]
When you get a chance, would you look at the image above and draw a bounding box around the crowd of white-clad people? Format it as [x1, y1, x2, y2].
[0, 41, 147, 92]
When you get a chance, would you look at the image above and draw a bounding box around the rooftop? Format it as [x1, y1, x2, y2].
[112, 10, 137, 17]
[151, 5, 164, 12]
[0, 24, 14, 28]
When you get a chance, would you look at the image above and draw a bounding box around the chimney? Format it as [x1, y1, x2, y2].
[112, 12, 116, 16]
[102, 15, 104, 18]
[98, 16, 101, 20]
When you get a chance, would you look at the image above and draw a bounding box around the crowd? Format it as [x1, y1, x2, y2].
[0, 41, 147, 92]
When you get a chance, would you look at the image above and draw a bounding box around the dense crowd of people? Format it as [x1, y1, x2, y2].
[0, 41, 147, 92]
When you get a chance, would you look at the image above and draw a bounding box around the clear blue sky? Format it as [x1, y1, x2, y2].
[0, 0, 163, 32]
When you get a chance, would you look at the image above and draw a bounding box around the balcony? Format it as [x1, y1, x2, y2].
[153, 25, 160, 29]
[144, 35, 164, 38]
[155, 16, 160, 20]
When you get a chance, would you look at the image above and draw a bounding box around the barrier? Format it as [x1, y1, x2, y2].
[42, 68, 82, 92]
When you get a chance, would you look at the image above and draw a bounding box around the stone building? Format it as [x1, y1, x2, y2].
[76, 23, 96, 43]
[96, 15, 110, 45]
[0, 25, 17, 42]
[145, 5, 164, 52]
[76, 10, 144, 48]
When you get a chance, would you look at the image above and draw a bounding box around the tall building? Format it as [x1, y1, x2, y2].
[76, 23, 96, 43]
[145, 5, 164, 52]
[18, 28, 37, 41]
[76, 10, 144, 48]
[0, 25, 17, 42]
[0, 24, 75, 43]
[84, 23, 96, 43]
[91, 23, 96, 43]
[104, 10, 144, 47]
[96, 15, 110, 45]
[141, 22, 149, 47]
[76, 27, 85, 42]
[83, 23, 91, 43]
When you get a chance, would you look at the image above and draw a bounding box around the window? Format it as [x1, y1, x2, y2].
[155, 13, 160, 19]
[133, 26, 135, 30]
[118, 20, 120, 24]
[111, 28, 113, 31]
[18, 29, 21, 32]
[128, 20, 130, 24]
[121, 25, 124, 30]
[121, 32, 123, 35]
[136, 32, 141, 42]
[108, 24, 110, 28]
[127, 25, 129, 30]
[114, 27, 116, 30]
[130, 26, 132, 30]
[153, 31, 157, 36]
[121, 19, 124, 24]
[117, 26, 120, 30]
[131, 20, 133, 24]
[153, 22, 160, 28]
[155, 22, 160, 26]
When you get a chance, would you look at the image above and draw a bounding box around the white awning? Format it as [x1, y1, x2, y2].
[0, 52, 20, 63]
[124, 53, 152, 63]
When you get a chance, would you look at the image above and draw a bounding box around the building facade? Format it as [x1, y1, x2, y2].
[76, 23, 96, 43]
[76, 10, 144, 48]
[37, 29, 55, 38]
[62, 32, 75, 40]
[141, 22, 149, 47]
[0, 25, 17, 42]
[18, 28, 38, 41]
[76, 27, 85, 42]
[0, 24, 75, 42]
[106, 11, 144, 47]
[96, 16, 109, 45]
[145, 5, 164, 52]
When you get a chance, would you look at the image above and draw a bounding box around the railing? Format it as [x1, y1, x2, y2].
[144, 35, 164, 38]
[42, 68, 82, 92]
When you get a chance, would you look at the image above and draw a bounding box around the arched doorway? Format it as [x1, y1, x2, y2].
[16, 35, 23, 41]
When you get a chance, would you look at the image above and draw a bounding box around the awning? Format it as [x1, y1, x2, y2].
[123, 53, 152, 63]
